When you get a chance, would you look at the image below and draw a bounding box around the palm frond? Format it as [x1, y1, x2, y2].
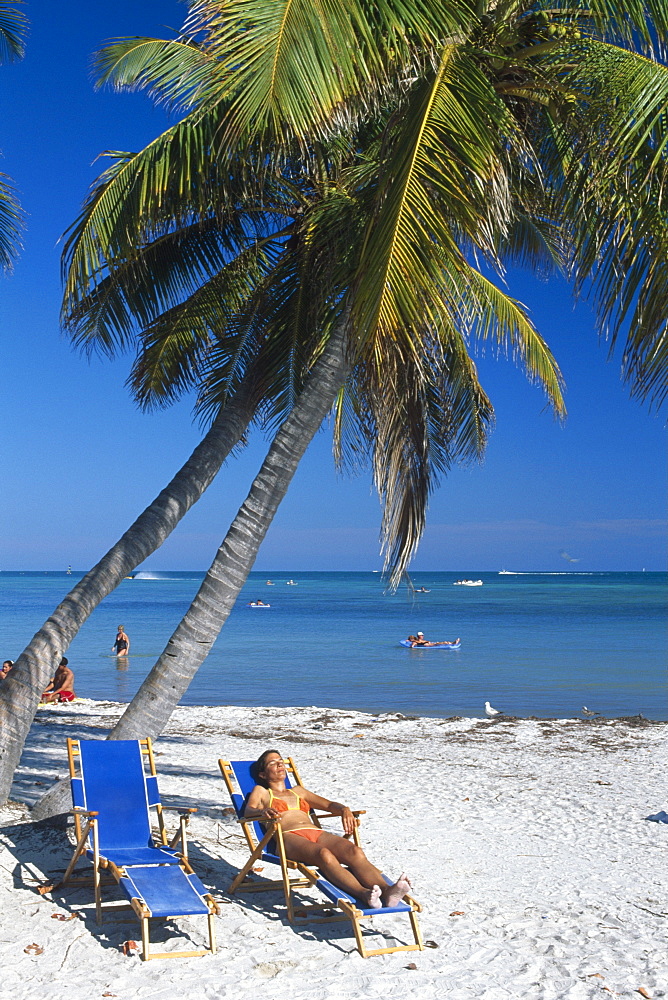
[582, 0, 668, 58]
[458, 265, 566, 417]
[545, 39, 668, 410]
[365, 341, 494, 589]
[562, 39, 668, 169]
[178, 0, 473, 144]
[353, 45, 515, 359]
[94, 36, 219, 113]
[61, 114, 296, 355]
[0, 171, 22, 270]
[0, 1, 27, 63]
[128, 244, 274, 408]
[64, 219, 251, 355]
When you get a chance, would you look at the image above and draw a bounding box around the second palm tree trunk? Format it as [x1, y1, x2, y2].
[110, 319, 349, 741]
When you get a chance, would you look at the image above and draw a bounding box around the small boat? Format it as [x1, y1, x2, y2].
[400, 639, 461, 649]
[453, 579, 483, 586]
[415, 587, 431, 593]
[247, 602, 271, 608]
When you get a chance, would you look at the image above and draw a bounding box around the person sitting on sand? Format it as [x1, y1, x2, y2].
[41, 658, 76, 703]
[244, 749, 412, 909]
[1, 659, 13, 680]
[112, 625, 130, 657]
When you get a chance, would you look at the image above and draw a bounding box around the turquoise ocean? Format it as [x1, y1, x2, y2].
[1, 571, 665, 719]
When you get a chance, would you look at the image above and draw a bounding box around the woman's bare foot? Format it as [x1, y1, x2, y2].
[364, 884, 382, 909]
[381, 872, 411, 908]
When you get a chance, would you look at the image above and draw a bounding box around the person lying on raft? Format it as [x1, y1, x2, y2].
[408, 632, 460, 647]
[244, 749, 411, 910]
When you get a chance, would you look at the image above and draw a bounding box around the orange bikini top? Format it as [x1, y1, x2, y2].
[268, 788, 310, 814]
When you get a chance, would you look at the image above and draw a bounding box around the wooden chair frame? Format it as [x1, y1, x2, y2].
[219, 756, 423, 958]
[57, 737, 219, 961]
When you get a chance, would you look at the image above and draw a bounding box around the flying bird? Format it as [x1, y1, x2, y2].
[560, 550, 580, 563]
[485, 701, 503, 718]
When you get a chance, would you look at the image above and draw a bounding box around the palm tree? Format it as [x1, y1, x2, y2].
[22, 2, 568, 817]
[91, 0, 668, 766]
[15, 0, 668, 810]
[0, 1, 27, 269]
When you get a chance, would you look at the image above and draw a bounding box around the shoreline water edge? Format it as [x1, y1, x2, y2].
[1, 699, 666, 998]
[2, 571, 666, 720]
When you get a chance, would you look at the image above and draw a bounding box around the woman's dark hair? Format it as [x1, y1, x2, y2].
[251, 748, 282, 787]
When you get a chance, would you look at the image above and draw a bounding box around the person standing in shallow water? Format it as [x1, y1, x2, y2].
[112, 625, 130, 657]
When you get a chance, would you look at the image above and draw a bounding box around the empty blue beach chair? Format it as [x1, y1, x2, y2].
[219, 757, 423, 958]
[60, 738, 218, 960]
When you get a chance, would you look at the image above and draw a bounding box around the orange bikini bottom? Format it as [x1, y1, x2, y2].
[285, 827, 324, 843]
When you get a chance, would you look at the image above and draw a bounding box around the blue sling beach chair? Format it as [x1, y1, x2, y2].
[219, 757, 423, 958]
[59, 738, 218, 960]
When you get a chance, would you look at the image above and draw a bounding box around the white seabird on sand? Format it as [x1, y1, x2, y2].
[484, 701, 503, 718]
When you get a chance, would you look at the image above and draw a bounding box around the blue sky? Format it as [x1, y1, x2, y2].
[1, 1, 666, 573]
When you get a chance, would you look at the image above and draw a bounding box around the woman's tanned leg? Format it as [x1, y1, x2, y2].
[283, 832, 383, 904]
[332, 838, 411, 907]
[315, 832, 386, 889]
[283, 832, 410, 907]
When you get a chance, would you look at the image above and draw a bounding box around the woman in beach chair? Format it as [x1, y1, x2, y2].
[244, 749, 411, 909]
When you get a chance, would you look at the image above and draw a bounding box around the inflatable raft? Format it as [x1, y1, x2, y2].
[400, 639, 461, 649]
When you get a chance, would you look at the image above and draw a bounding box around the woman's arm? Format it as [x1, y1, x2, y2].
[243, 785, 280, 820]
[300, 788, 356, 835]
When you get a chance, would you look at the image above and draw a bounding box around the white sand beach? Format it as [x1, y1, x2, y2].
[0, 700, 666, 1000]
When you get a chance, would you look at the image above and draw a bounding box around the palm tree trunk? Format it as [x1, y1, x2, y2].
[0, 384, 256, 807]
[32, 320, 348, 821]
[108, 319, 349, 742]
